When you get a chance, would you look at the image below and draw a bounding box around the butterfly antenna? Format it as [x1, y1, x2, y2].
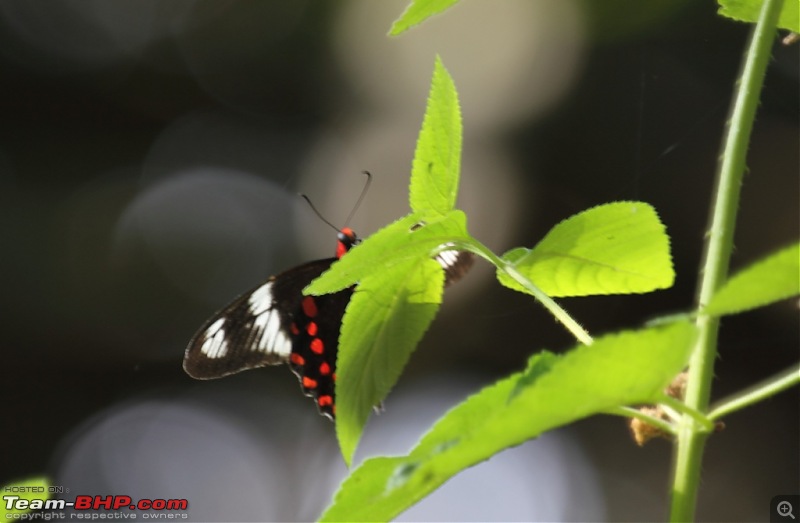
[300, 171, 372, 232]
[344, 170, 372, 227]
[300, 194, 340, 233]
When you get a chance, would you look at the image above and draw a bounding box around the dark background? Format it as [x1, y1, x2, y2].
[2, 1, 798, 521]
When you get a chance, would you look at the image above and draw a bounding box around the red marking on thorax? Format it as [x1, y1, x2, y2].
[336, 227, 356, 259]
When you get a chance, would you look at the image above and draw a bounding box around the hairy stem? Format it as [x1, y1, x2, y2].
[668, 1, 784, 520]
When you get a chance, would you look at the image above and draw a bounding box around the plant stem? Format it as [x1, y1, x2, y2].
[452, 239, 594, 345]
[669, 1, 784, 521]
[659, 395, 714, 433]
[708, 364, 800, 421]
[501, 262, 594, 345]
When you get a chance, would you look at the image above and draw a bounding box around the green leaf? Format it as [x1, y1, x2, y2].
[409, 56, 462, 216]
[498, 201, 674, 297]
[304, 211, 470, 465]
[336, 258, 445, 466]
[320, 322, 697, 521]
[717, 0, 799, 32]
[389, 0, 462, 36]
[0, 477, 50, 518]
[305, 210, 469, 296]
[704, 242, 800, 316]
[307, 58, 469, 465]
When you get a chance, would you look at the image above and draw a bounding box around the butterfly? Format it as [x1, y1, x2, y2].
[183, 226, 473, 419]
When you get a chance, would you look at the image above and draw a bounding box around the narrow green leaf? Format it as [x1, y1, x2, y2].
[305, 210, 469, 295]
[321, 322, 697, 521]
[718, 0, 799, 32]
[409, 57, 462, 216]
[336, 258, 445, 466]
[498, 201, 674, 297]
[704, 242, 800, 316]
[0, 478, 50, 518]
[389, 0, 462, 36]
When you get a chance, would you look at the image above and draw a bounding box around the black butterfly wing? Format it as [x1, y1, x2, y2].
[437, 250, 474, 287]
[183, 259, 343, 378]
[280, 273, 353, 419]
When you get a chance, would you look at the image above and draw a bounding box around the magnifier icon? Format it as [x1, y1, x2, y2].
[778, 501, 796, 520]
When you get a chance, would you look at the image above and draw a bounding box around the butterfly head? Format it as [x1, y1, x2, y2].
[336, 227, 360, 259]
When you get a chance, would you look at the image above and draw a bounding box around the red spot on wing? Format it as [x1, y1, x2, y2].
[290, 353, 305, 366]
[306, 321, 318, 336]
[318, 395, 333, 407]
[319, 362, 331, 376]
[302, 377, 318, 389]
[302, 296, 318, 318]
[310, 338, 324, 354]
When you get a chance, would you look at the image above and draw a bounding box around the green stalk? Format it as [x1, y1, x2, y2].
[668, 1, 783, 521]
[708, 364, 800, 421]
[659, 394, 714, 433]
[450, 239, 594, 345]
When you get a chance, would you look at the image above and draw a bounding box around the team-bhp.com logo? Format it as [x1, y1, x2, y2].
[4, 494, 188, 520]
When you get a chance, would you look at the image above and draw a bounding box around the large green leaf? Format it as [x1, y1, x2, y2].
[704, 242, 800, 316]
[717, 0, 799, 32]
[307, 56, 470, 464]
[389, 0, 463, 36]
[336, 258, 446, 466]
[498, 201, 674, 297]
[409, 56, 462, 216]
[321, 322, 697, 521]
[309, 208, 469, 464]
